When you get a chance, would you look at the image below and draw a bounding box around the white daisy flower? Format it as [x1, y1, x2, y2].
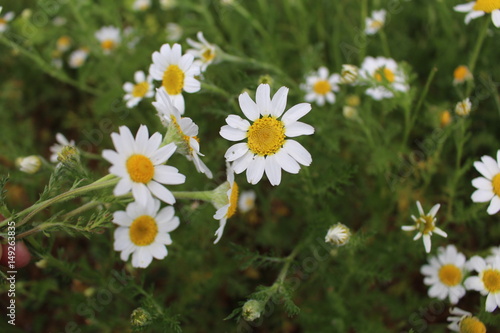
[401, 201, 447, 253]
[68, 48, 89, 68]
[325, 223, 351, 246]
[454, 1, 500, 27]
[132, 0, 151, 11]
[123, 71, 154, 108]
[359, 56, 409, 100]
[471, 150, 500, 215]
[149, 43, 201, 114]
[447, 307, 487, 332]
[166, 22, 183, 42]
[464, 255, 500, 312]
[365, 9, 386, 35]
[95, 26, 121, 55]
[49, 133, 75, 163]
[339, 64, 359, 84]
[102, 125, 185, 206]
[56, 36, 72, 52]
[301, 67, 341, 106]
[16, 156, 42, 174]
[113, 197, 179, 268]
[420, 245, 467, 304]
[238, 190, 256, 214]
[152, 89, 213, 178]
[455, 98, 472, 117]
[486, 246, 500, 264]
[211, 167, 239, 244]
[186, 31, 218, 72]
[160, 0, 177, 10]
[220, 84, 314, 185]
[0, 11, 14, 33]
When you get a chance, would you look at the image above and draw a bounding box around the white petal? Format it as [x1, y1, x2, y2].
[184, 77, 201, 93]
[416, 201, 424, 216]
[270, 86, 289, 118]
[113, 211, 133, 226]
[213, 218, 227, 244]
[472, 177, 493, 190]
[154, 165, 185, 184]
[132, 247, 153, 268]
[465, 11, 485, 24]
[238, 92, 259, 121]
[482, 155, 500, 176]
[148, 243, 167, 260]
[225, 143, 249, 162]
[453, 2, 475, 12]
[246, 156, 266, 184]
[474, 161, 493, 179]
[114, 178, 133, 196]
[226, 115, 250, 131]
[256, 84, 271, 116]
[423, 235, 432, 253]
[132, 183, 152, 206]
[285, 122, 315, 137]
[433, 227, 447, 238]
[170, 94, 185, 114]
[148, 181, 176, 204]
[264, 155, 282, 186]
[464, 276, 484, 291]
[487, 196, 500, 215]
[232, 151, 254, 174]
[274, 149, 301, 174]
[467, 256, 487, 272]
[220, 125, 247, 141]
[281, 103, 312, 126]
[150, 142, 176, 165]
[163, 216, 180, 233]
[486, 292, 498, 312]
[429, 204, 440, 218]
[283, 140, 312, 166]
[401, 225, 417, 231]
[471, 189, 495, 203]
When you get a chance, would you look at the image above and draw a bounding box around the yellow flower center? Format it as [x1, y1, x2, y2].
[492, 173, 500, 197]
[438, 264, 462, 286]
[313, 80, 331, 95]
[57, 36, 71, 47]
[247, 117, 286, 156]
[202, 48, 215, 62]
[162, 65, 185, 95]
[454, 66, 469, 81]
[126, 154, 155, 184]
[375, 67, 395, 83]
[482, 268, 500, 292]
[420, 215, 435, 234]
[101, 39, 116, 51]
[0, 18, 6, 25]
[473, 0, 500, 13]
[370, 20, 384, 29]
[132, 82, 150, 98]
[459, 316, 487, 333]
[226, 182, 239, 218]
[129, 215, 158, 246]
[169, 115, 196, 154]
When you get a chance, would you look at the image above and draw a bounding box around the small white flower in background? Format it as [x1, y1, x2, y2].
[301, 67, 341, 106]
[447, 307, 487, 332]
[113, 197, 179, 268]
[52, 16, 66, 26]
[365, 9, 386, 35]
[16, 156, 42, 174]
[238, 190, 256, 214]
[123, 26, 141, 49]
[453, 65, 473, 85]
[123, 71, 154, 108]
[359, 56, 409, 100]
[471, 150, 500, 215]
[149, 43, 201, 114]
[159, 0, 177, 10]
[220, 0, 235, 5]
[342, 106, 359, 120]
[153, 89, 213, 178]
[454, 1, 500, 27]
[339, 64, 359, 84]
[0, 11, 14, 33]
[486, 246, 500, 264]
[325, 223, 351, 246]
[211, 167, 239, 244]
[95, 26, 121, 55]
[102, 125, 186, 206]
[56, 36, 72, 52]
[420, 245, 467, 304]
[49, 133, 75, 163]
[220, 84, 314, 185]
[464, 255, 500, 312]
[165, 22, 183, 42]
[401, 201, 447, 253]
[242, 299, 264, 322]
[186, 31, 219, 72]
[68, 48, 89, 68]
[454, 98, 472, 117]
[132, 0, 151, 11]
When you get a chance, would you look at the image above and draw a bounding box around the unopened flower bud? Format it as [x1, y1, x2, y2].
[340, 65, 359, 84]
[342, 106, 359, 120]
[16, 155, 42, 174]
[325, 222, 351, 246]
[242, 299, 265, 321]
[130, 307, 152, 327]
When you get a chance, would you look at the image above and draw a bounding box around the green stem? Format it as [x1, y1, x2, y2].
[466, 17, 490, 96]
[379, 29, 391, 58]
[60, 200, 103, 220]
[171, 191, 213, 202]
[359, 0, 368, 63]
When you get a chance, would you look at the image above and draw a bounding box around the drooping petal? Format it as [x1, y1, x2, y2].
[284, 140, 312, 166]
[246, 156, 266, 184]
[264, 155, 282, 186]
[487, 196, 500, 215]
[148, 181, 176, 204]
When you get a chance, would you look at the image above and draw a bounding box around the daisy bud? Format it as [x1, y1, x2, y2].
[242, 299, 265, 322]
[130, 307, 152, 327]
[342, 106, 359, 121]
[258, 74, 274, 86]
[16, 155, 42, 174]
[440, 110, 452, 127]
[340, 64, 359, 84]
[325, 223, 351, 246]
[35, 259, 48, 269]
[454, 98, 471, 117]
[345, 95, 360, 107]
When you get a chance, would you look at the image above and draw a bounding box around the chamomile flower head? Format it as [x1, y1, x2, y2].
[365, 9, 387, 35]
[471, 150, 500, 215]
[186, 31, 219, 72]
[16, 156, 42, 174]
[132, 0, 151, 11]
[113, 197, 179, 268]
[220, 84, 314, 186]
[212, 166, 239, 244]
[447, 307, 487, 332]
[0, 11, 14, 33]
[301, 67, 341, 106]
[464, 255, 500, 312]
[340, 64, 359, 84]
[95, 26, 121, 55]
[455, 98, 472, 117]
[149, 43, 200, 114]
[123, 71, 154, 108]
[401, 201, 447, 253]
[359, 56, 409, 100]
[153, 89, 213, 178]
[454, 0, 500, 27]
[68, 47, 89, 68]
[49, 133, 75, 163]
[325, 223, 351, 246]
[238, 190, 256, 214]
[420, 245, 467, 304]
[102, 125, 186, 206]
[453, 65, 473, 85]
[56, 35, 72, 52]
[166, 22, 183, 42]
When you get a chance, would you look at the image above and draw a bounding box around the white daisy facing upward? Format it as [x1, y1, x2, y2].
[123, 71, 154, 108]
[471, 150, 500, 215]
[420, 245, 467, 304]
[238, 190, 256, 214]
[95, 26, 121, 55]
[50, 133, 75, 163]
[0, 11, 14, 33]
[220, 84, 314, 185]
[454, 1, 500, 27]
[464, 255, 500, 312]
[447, 307, 487, 332]
[401, 201, 447, 253]
[359, 56, 409, 100]
[149, 43, 201, 114]
[301, 67, 341, 106]
[113, 197, 179, 268]
[186, 31, 219, 72]
[212, 167, 239, 244]
[102, 125, 186, 206]
[365, 9, 387, 35]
